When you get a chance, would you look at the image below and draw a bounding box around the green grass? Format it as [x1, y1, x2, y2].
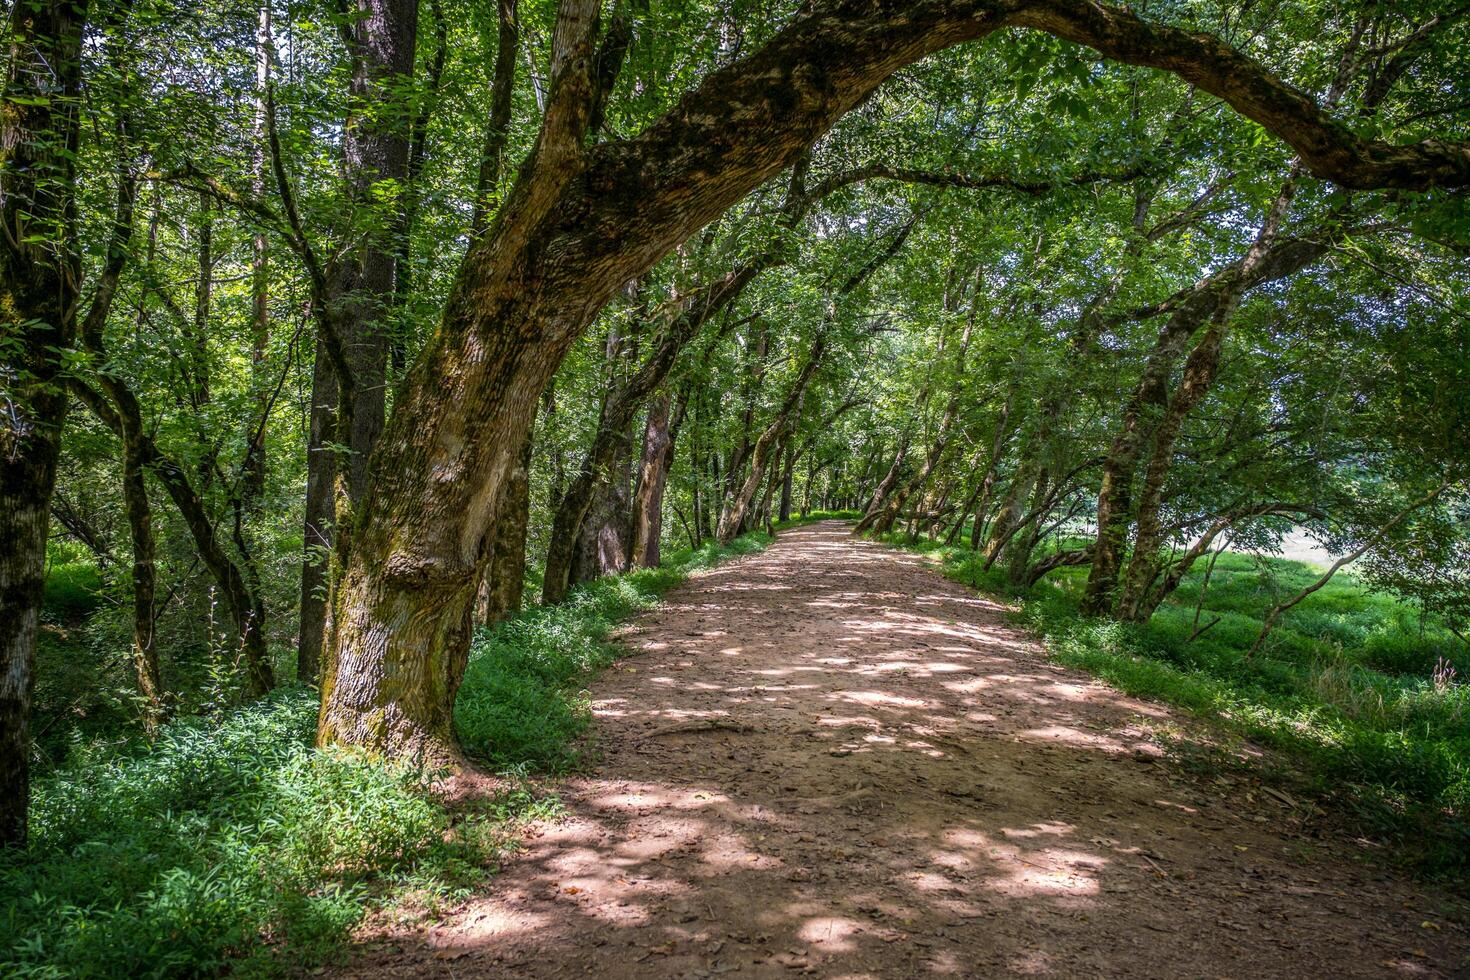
[41, 554, 105, 626]
[456, 530, 774, 770]
[1, 688, 511, 978]
[879, 530, 1470, 880]
[7, 527, 775, 977]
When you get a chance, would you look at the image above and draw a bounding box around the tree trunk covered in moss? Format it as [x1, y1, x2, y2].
[0, 0, 87, 846]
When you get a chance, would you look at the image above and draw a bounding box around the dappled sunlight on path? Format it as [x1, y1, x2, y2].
[338, 522, 1464, 978]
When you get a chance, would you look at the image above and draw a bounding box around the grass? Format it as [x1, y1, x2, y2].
[879, 530, 1470, 880]
[7, 528, 775, 977]
[455, 530, 774, 770]
[1, 688, 505, 978]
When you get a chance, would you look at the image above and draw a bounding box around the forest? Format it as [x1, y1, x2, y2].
[3, 0, 1470, 974]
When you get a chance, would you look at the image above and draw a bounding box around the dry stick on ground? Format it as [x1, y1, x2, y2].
[633, 720, 755, 742]
[1248, 480, 1456, 657]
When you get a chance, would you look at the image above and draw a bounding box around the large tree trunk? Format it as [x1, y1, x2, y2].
[298, 0, 419, 673]
[317, 0, 1470, 764]
[0, 0, 86, 846]
[571, 427, 635, 585]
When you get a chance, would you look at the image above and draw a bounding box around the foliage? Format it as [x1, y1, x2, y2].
[5, 518, 776, 977]
[1, 688, 502, 977]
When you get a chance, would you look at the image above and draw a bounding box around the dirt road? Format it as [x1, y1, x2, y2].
[339, 521, 1465, 978]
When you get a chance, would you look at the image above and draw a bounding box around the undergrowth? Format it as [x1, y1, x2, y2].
[880, 531, 1470, 880]
[455, 530, 773, 769]
[6, 529, 774, 976]
[1, 688, 504, 978]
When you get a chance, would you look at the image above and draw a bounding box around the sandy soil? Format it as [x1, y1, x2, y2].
[334, 521, 1466, 978]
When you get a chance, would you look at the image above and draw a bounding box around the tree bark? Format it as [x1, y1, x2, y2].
[854, 433, 910, 533]
[121, 432, 165, 732]
[571, 425, 635, 585]
[0, 0, 86, 846]
[631, 389, 686, 568]
[719, 334, 827, 543]
[476, 432, 531, 626]
[543, 261, 765, 602]
[298, 0, 419, 674]
[1080, 230, 1327, 614]
[297, 351, 336, 685]
[778, 442, 797, 523]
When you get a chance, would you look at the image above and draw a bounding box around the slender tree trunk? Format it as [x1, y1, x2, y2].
[757, 434, 788, 533]
[983, 467, 1033, 565]
[855, 434, 910, 531]
[121, 436, 165, 731]
[476, 432, 531, 626]
[1004, 468, 1051, 584]
[631, 389, 686, 568]
[1116, 321, 1226, 620]
[243, 1, 271, 507]
[297, 352, 336, 684]
[946, 412, 1009, 547]
[544, 261, 763, 602]
[778, 443, 797, 523]
[719, 335, 826, 543]
[866, 312, 974, 535]
[1087, 177, 1311, 616]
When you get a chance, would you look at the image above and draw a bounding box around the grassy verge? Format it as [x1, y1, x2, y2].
[878, 531, 1470, 880]
[455, 529, 774, 769]
[5, 529, 775, 977]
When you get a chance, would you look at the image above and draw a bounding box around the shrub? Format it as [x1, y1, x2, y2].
[1, 689, 488, 978]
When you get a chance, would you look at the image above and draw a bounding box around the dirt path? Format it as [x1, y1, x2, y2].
[340, 521, 1465, 978]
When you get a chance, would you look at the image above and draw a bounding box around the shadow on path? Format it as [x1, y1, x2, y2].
[338, 522, 1464, 978]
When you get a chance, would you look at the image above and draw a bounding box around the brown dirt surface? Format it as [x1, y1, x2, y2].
[334, 521, 1468, 978]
